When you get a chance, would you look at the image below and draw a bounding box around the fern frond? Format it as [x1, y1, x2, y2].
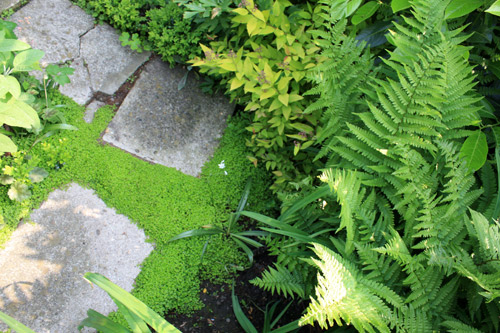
[441, 319, 484, 333]
[250, 264, 306, 299]
[300, 243, 394, 332]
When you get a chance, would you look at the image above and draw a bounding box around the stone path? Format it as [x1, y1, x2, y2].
[0, 0, 234, 331]
[0, 184, 153, 332]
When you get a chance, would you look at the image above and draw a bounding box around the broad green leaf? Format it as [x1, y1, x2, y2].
[8, 182, 31, 202]
[247, 17, 259, 36]
[83, 273, 180, 332]
[0, 310, 36, 333]
[29, 167, 49, 183]
[0, 98, 40, 129]
[445, 0, 483, 19]
[391, 0, 410, 12]
[352, 1, 381, 25]
[459, 131, 488, 172]
[0, 76, 21, 99]
[0, 133, 17, 154]
[12, 49, 44, 72]
[346, 0, 363, 17]
[486, 1, 500, 16]
[78, 309, 130, 332]
[0, 38, 30, 52]
[0, 174, 14, 185]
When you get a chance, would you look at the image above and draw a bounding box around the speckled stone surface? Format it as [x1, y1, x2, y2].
[80, 24, 150, 96]
[0, 0, 20, 12]
[102, 58, 234, 176]
[10, 0, 94, 64]
[0, 184, 154, 332]
[9, 0, 150, 105]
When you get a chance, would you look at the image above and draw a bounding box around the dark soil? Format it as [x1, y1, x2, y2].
[165, 247, 319, 333]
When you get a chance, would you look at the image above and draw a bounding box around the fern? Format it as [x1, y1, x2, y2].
[250, 264, 306, 299]
[299, 243, 395, 332]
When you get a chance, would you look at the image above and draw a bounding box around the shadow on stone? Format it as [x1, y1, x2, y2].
[0, 184, 153, 332]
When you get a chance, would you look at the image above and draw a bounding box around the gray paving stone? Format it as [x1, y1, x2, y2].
[0, 184, 153, 332]
[0, 0, 20, 12]
[10, 0, 94, 64]
[84, 100, 105, 123]
[58, 57, 92, 105]
[102, 58, 234, 176]
[81, 24, 151, 95]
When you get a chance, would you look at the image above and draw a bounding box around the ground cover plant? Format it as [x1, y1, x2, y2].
[0, 88, 275, 326]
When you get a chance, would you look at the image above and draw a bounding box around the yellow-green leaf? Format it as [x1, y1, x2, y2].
[253, 9, 266, 22]
[282, 106, 292, 120]
[219, 60, 236, 71]
[269, 98, 281, 111]
[233, 8, 248, 15]
[247, 17, 259, 36]
[260, 88, 277, 100]
[289, 94, 303, 103]
[486, 1, 500, 16]
[230, 78, 245, 90]
[278, 94, 289, 106]
[0, 133, 17, 154]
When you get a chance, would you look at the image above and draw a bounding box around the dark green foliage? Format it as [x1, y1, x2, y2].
[72, 0, 207, 65]
[146, 3, 205, 64]
[241, 0, 500, 331]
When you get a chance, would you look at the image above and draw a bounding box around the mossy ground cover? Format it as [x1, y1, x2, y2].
[0, 90, 274, 317]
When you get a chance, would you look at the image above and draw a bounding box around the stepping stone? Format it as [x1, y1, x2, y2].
[10, 0, 150, 105]
[10, 0, 94, 64]
[102, 58, 234, 177]
[80, 24, 150, 96]
[0, 0, 20, 12]
[0, 184, 153, 332]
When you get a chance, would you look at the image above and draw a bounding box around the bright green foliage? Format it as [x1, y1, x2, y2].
[0, 151, 50, 202]
[0, 21, 41, 153]
[191, 0, 327, 189]
[0, 92, 275, 319]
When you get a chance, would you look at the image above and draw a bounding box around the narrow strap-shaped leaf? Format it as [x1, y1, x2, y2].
[233, 238, 254, 264]
[83, 273, 180, 332]
[167, 227, 223, 242]
[232, 285, 258, 333]
[279, 185, 331, 222]
[270, 301, 293, 329]
[77, 309, 130, 332]
[270, 319, 300, 333]
[232, 233, 263, 248]
[0, 310, 37, 333]
[112, 296, 151, 333]
[240, 211, 309, 235]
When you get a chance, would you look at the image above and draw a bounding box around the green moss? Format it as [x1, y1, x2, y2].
[0, 91, 275, 315]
